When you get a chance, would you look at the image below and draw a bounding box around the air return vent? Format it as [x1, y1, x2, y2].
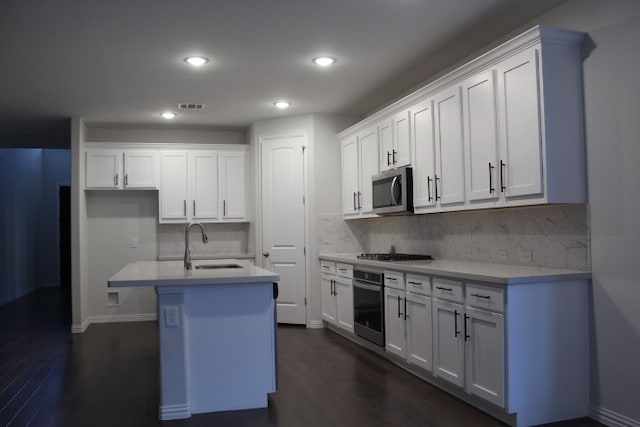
[178, 103, 205, 110]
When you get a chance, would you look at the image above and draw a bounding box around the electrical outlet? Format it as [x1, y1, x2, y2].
[520, 250, 532, 263]
[497, 249, 508, 261]
[164, 306, 180, 328]
[130, 237, 138, 248]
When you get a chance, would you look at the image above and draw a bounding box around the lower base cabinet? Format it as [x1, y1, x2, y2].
[405, 292, 432, 371]
[321, 262, 354, 333]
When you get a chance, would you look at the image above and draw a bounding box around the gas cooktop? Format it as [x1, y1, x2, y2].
[357, 253, 433, 262]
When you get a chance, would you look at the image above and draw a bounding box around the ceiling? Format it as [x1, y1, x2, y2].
[0, 0, 566, 148]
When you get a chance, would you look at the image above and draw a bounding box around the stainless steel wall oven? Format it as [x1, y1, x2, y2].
[353, 268, 384, 347]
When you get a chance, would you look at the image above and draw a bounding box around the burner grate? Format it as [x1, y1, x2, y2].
[357, 253, 433, 261]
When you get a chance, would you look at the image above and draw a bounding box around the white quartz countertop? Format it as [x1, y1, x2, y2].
[319, 253, 591, 285]
[108, 259, 279, 288]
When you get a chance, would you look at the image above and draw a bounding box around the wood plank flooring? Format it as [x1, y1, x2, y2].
[0, 288, 601, 427]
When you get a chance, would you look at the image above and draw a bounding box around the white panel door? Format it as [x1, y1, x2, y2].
[406, 293, 432, 371]
[321, 274, 337, 325]
[384, 288, 406, 358]
[335, 277, 354, 333]
[358, 127, 380, 214]
[496, 47, 543, 199]
[341, 136, 359, 216]
[433, 299, 464, 387]
[160, 151, 188, 221]
[434, 86, 465, 206]
[465, 307, 504, 407]
[123, 151, 157, 189]
[220, 151, 246, 219]
[379, 118, 394, 171]
[190, 151, 219, 221]
[85, 150, 121, 189]
[462, 71, 499, 202]
[261, 135, 307, 325]
[411, 100, 436, 208]
[393, 110, 411, 167]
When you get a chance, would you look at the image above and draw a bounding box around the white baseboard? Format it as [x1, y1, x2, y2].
[307, 319, 324, 329]
[590, 405, 640, 427]
[71, 313, 157, 333]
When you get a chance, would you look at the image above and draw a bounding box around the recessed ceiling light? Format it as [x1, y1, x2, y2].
[184, 56, 209, 67]
[312, 56, 337, 67]
[160, 112, 177, 119]
[273, 101, 291, 109]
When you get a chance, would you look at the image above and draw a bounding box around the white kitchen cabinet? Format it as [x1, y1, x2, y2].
[341, 127, 379, 218]
[85, 149, 157, 190]
[411, 100, 437, 209]
[384, 286, 406, 358]
[320, 261, 354, 333]
[380, 111, 411, 171]
[433, 298, 465, 387]
[406, 292, 432, 371]
[160, 148, 248, 223]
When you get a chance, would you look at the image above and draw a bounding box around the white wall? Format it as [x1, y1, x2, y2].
[86, 126, 245, 145]
[526, 1, 640, 424]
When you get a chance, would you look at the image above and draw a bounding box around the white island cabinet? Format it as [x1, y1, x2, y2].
[108, 260, 279, 421]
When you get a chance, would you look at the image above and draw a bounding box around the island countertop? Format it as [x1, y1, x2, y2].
[108, 259, 279, 288]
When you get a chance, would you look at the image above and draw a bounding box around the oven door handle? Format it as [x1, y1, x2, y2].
[353, 281, 382, 292]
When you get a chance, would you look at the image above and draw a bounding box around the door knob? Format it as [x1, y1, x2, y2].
[263, 252, 270, 257]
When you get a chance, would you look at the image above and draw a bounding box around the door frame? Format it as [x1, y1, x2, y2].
[255, 131, 311, 326]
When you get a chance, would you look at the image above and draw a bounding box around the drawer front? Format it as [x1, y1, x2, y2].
[466, 283, 504, 313]
[384, 270, 405, 290]
[336, 263, 353, 279]
[406, 274, 431, 296]
[320, 260, 336, 275]
[432, 278, 463, 303]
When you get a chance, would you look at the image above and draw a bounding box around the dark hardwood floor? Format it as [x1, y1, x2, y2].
[0, 288, 602, 427]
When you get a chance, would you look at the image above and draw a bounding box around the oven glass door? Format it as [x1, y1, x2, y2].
[353, 281, 383, 334]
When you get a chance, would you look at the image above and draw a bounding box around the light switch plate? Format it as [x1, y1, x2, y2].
[164, 306, 180, 328]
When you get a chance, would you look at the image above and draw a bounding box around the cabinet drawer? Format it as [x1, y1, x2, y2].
[336, 263, 353, 279]
[432, 278, 463, 303]
[384, 270, 405, 290]
[406, 274, 431, 296]
[320, 261, 336, 275]
[466, 283, 504, 313]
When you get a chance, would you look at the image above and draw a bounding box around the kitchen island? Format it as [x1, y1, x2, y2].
[108, 259, 280, 421]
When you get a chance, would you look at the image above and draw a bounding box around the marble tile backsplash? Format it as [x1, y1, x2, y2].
[317, 204, 590, 270]
[158, 223, 252, 259]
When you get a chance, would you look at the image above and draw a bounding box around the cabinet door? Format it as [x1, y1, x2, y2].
[85, 150, 121, 189]
[433, 299, 464, 387]
[406, 293, 432, 371]
[434, 86, 465, 206]
[123, 151, 157, 189]
[411, 100, 437, 208]
[335, 277, 354, 333]
[496, 47, 543, 199]
[190, 151, 219, 220]
[358, 127, 380, 214]
[220, 151, 247, 219]
[379, 118, 394, 171]
[393, 110, 411, 167]
[465, 307, 504, 407]
[384, 288, 406, 359]
[341, 136, 359, 216]
[462, 71, 499, 202]
[321, 274, 337, 325]
[160, 151, 188, 221]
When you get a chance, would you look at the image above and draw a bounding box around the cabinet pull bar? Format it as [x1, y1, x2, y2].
[183, 200, 187, 216]
[454, 309, 460, 337]
[500, 160, 506, 192]
[392, 150, 397, 165]
[404, 298, 408, 320]
[357, 191, 362, 210]
[387, 151, 391, 166]
[470, 293, 491, 299]
[427, 176, 433, 202]
[193, 200, 196, 217]
[353, 192, 357, 211]
[338, 268, 347, 272]
[386, 277, 397, 281]
[436, 286, 452, 291]
[488, 162, 495, 193]
[434, 174, 440, 201]
[124, 174, 128, 187]
[408, 281, 422, 286]
[464, 314, 470, 341]
[322, 265, 330, 269]
[115, 173, 118, 186]
[397, 295, 402, 318]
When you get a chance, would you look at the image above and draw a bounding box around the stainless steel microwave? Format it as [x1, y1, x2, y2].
[372, 166, 413, 215]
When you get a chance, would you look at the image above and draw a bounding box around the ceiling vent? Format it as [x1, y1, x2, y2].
[178, 103, 205, 110]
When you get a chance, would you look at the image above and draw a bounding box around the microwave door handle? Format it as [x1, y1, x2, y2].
[390, 176, 399, 205]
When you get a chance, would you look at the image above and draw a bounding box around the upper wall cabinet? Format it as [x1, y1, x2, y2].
[339, 25, 586, 216]
[85, 149, 158, 190]
[341, 127, 379, 218]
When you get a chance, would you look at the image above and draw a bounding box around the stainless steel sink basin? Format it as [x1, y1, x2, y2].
[194, 263, 243, 270]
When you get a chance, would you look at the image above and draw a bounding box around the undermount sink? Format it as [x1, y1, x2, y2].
[194, 263, 243, 270]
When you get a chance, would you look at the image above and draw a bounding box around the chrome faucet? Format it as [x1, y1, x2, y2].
[184, 222, 208, 270]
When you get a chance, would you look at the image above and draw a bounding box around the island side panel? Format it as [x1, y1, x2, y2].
[185, 282, 276, 414]
[156, 286, 191, 420]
